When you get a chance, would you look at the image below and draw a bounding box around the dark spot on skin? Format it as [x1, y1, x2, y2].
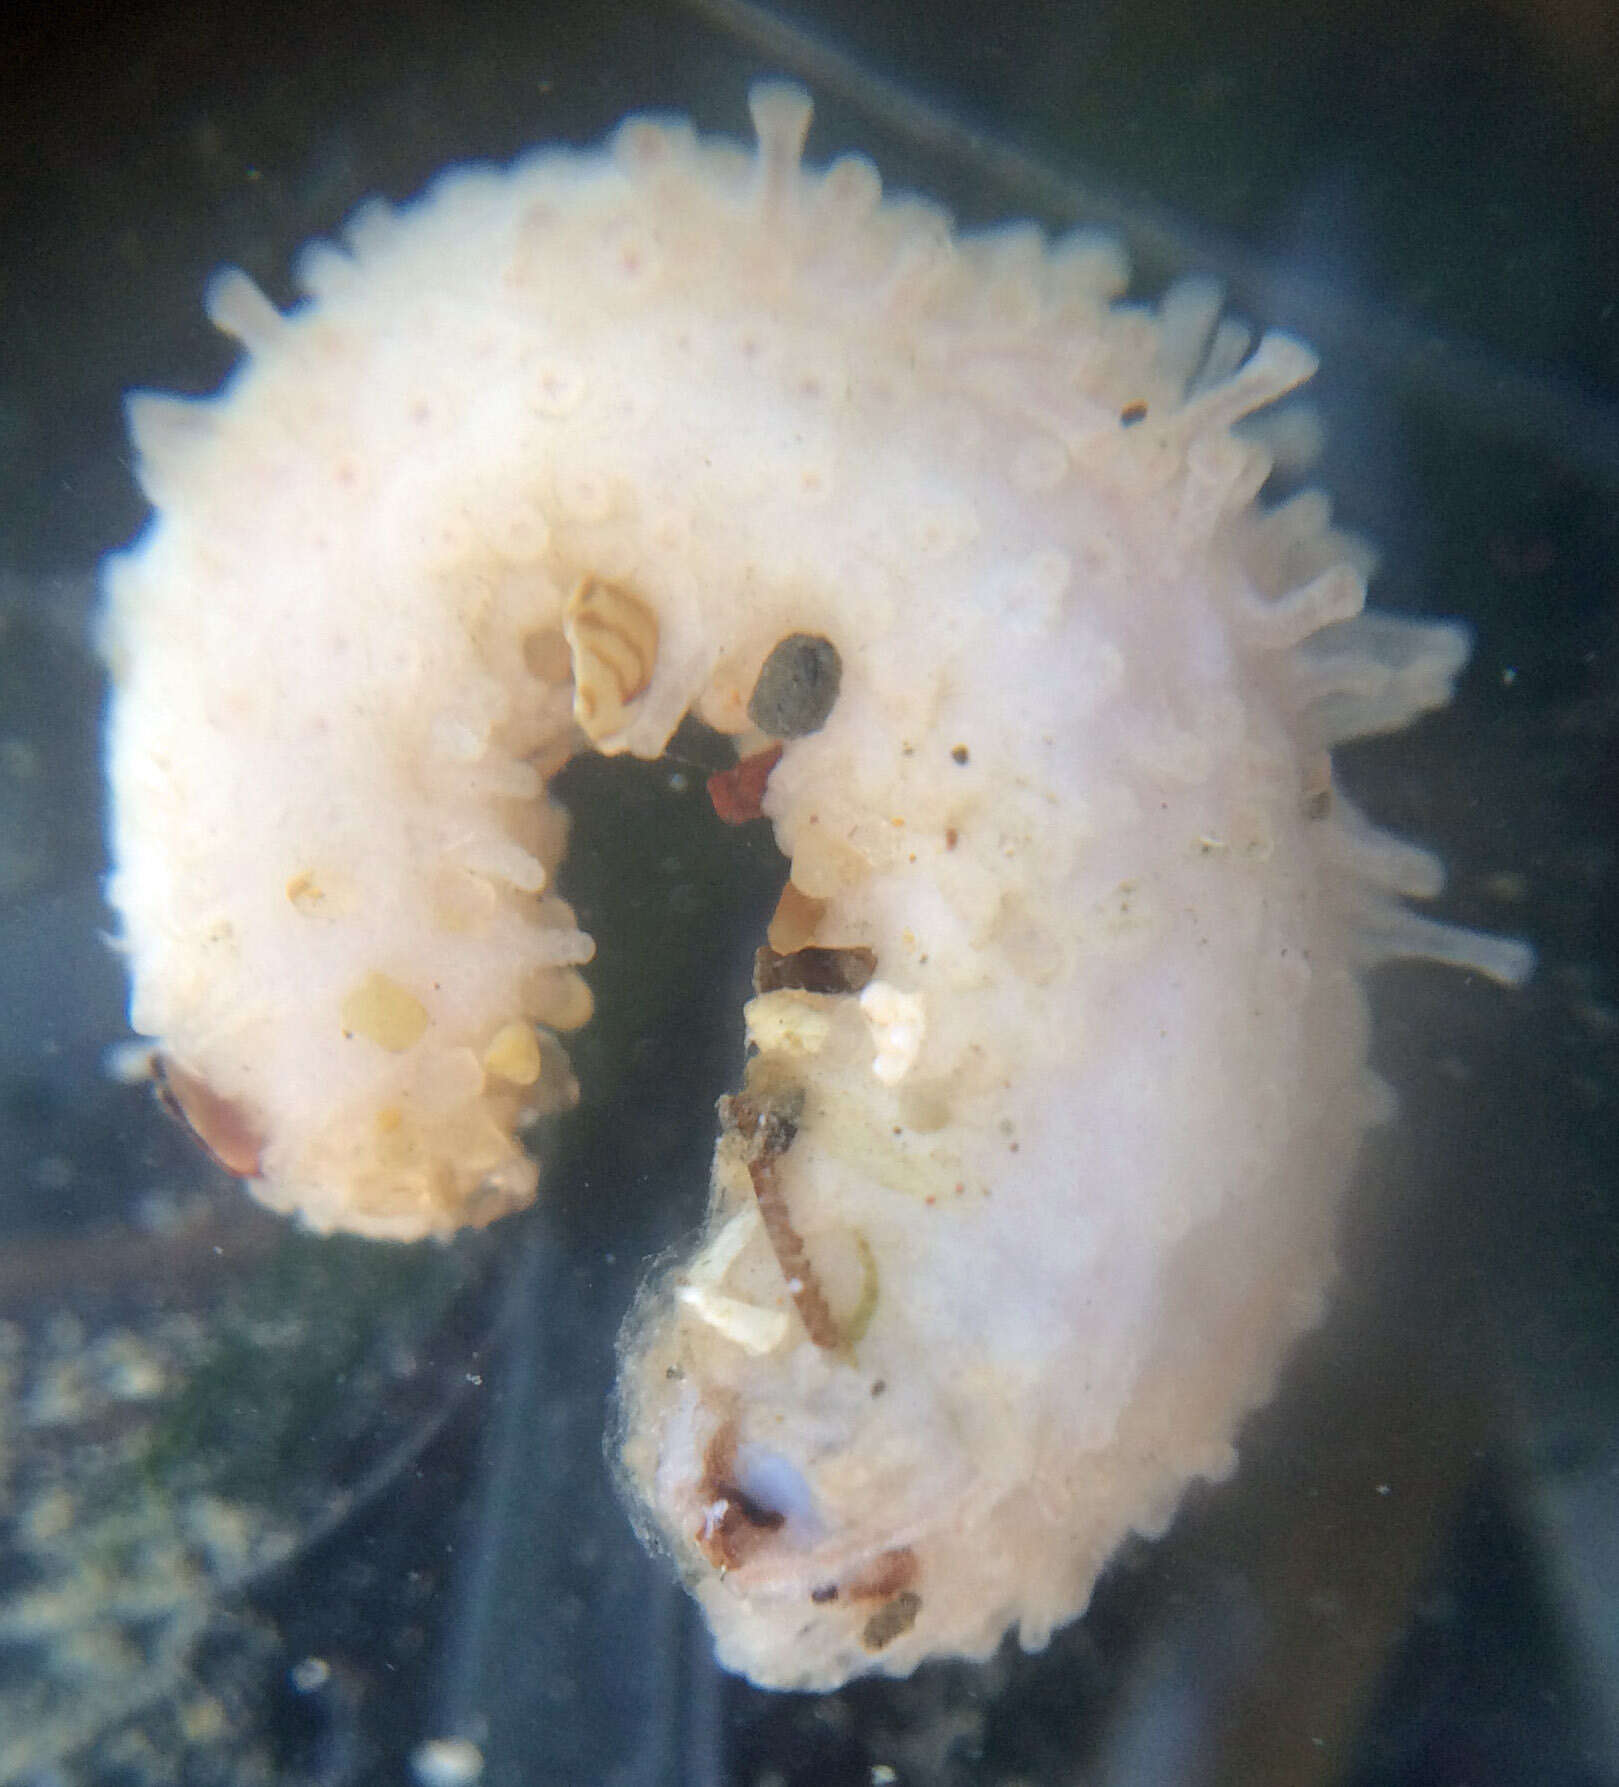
[861, 1591, 922, 1652]
[753, 945, 877, 996]
[951, 745, 969, 765]
[1303, 787, 1333, 822]
[810, 1583, 839, 1604]
[748, 634, 842, 737]
[944, 828, 958, 850]
[1119, 400, 1148, 426]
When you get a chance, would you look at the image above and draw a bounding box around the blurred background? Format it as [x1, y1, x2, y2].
[1, 1, 1615, 1782]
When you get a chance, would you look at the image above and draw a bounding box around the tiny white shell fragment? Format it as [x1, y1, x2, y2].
[684, 1205, 765, 1288]
[857, 982, 927, 1085]
[676, 1285, 792, 1356]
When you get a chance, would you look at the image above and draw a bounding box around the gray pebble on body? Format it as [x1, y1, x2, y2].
[747, 633, 842, 737]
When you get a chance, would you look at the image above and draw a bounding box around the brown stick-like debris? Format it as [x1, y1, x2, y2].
[719, 1088, 843, 1351]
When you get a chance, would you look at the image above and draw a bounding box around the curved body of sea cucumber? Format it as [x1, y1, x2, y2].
[100, 86, 1530, 1684]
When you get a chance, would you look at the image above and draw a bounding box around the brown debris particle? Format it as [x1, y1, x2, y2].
[861, 1591, 922, 1652]
[154, 1057, 265, 1178]
[693, 1420, 785, 1571]
[846, 1547, 919, 1602]
[719, 1085, 802, 1158]
[707, 743, 783, 825]
[752, 944, 877, 997]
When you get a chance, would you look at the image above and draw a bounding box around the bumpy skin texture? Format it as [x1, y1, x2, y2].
[101, 87, 1529, 1684]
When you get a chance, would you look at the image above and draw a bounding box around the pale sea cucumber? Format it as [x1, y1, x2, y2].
[100, 85, 1531, 1690]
